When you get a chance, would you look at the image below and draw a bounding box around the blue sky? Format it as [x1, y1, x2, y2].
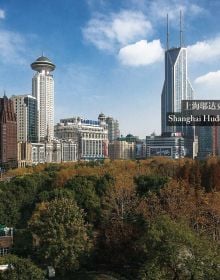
[0, 0, 220, 138]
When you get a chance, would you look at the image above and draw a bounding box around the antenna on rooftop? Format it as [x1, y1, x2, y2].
[166, 14, 169, 50]
[180, 10, 183, 47]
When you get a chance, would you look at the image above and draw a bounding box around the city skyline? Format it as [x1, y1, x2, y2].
[0, 0, 220, 138]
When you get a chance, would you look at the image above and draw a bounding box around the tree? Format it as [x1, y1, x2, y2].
[65, 176, 101, 223]
[134, 175, 168, 196]
[0, 254, 45, 280]
[28, 198, 92, 275]
[13, 229, 33, 258]
[96, 184, 146, 273]
[138, 215, 220, 280]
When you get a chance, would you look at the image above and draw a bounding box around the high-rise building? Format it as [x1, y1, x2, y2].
[159, 13, 197, 158]
[31, 55, 55, 142]
[161, 15, 194, 135]
[11, 94, 38, 143]
[197, 126, 218, 159]
[0, 95, 17, 168]
[106, 116, 120, 142]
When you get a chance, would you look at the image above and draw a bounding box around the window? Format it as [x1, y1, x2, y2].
[0, 247, 9, 256]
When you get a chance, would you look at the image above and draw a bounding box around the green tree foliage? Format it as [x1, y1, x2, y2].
[0, 254, 45, 280]
[95, 174, 115, 197]
[37, 188, 75, 203]
[28, 198, 92, 275]
[63, 174, 114, 223]
[138, 216, 220, 280]
[12, 229, 33, 258]
[0, 159, 220, 278]
[96, 184, 146, 274]
[134, 175, 168, 196]
[0, 173, 53, 227]
[65, 176, 101, 223]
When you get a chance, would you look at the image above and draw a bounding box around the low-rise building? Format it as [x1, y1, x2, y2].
[54, 114, 108, 160]
[146, 133, 186, 159]
[0, 225, 13, 257]
[17, 142, 32, 167]
[108, 134, 140, 160]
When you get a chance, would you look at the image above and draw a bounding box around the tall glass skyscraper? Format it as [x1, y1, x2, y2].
[161, 46, 194, 134]
[31, 56, 55, 142]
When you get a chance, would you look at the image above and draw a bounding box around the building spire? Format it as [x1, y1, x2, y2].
[180, 10, 183, 47]
[166, 14, 169, 50]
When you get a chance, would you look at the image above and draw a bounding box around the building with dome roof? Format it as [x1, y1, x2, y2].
[54, 114, 109, 160]
[31, 55, 55, 142]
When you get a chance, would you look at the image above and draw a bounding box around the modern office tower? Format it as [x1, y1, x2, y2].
[105, 116, 120, 142]
[197, 126, 218, 159]
[31, 55, 55, 142]
[11, 95, 38, 143]
[161, 14, 194, 135]
[0, 95, 17, 168]
[54, 115, 108, 160]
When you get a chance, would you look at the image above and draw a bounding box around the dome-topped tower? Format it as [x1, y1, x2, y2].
[31, 55, 56, 73]
[98, 113, 106, 128]
[98, 113, 106, 122]
[31, 55, 55, 142]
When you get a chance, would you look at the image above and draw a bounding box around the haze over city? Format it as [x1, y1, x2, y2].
[0, 0, 220, 138]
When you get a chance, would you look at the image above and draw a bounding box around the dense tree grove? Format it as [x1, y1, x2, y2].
[0, 158, 220, 279]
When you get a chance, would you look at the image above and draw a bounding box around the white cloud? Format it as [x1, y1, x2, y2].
[194, 70, 220, 99]
[0, 9, 5, 19]
[188, 37, 220, 63]
[0, 30, 27, 64]
[118, 39, 163, 66]
[195, 70, 220, 85]
[148, 0, 204, 22]
[83, 10, 152, 51]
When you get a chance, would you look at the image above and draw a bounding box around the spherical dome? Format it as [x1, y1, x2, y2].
[31, 55, 56, 72]
[126, 134, 134, 138]
[35, 56, 52, 62]
[98, 113, 106, 119]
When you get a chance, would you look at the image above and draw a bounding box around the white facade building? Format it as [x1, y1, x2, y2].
[31, 56, 55, 142]
[30, 140, 78, 165]
[32, 143, 46, 164]
[61, 140, 78, 162]
[54, 114, 108, 160]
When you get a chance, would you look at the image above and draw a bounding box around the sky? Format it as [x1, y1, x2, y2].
[0, 0, 220, 138]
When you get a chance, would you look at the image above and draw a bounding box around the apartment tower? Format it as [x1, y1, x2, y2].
[31, 55, 55, 142]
